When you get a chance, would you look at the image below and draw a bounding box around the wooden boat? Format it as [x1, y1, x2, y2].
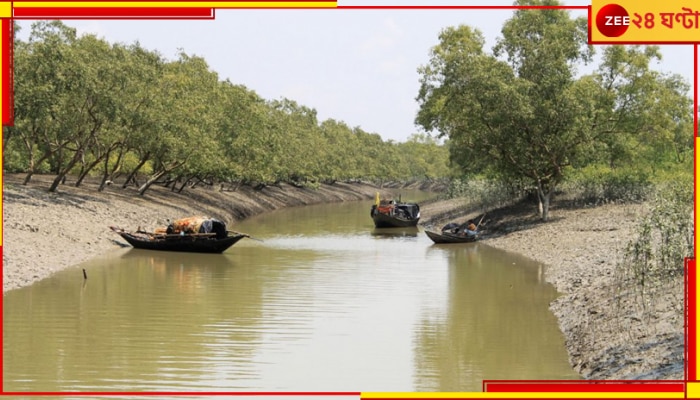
[425, 229, 478, 244]
[370, 196, 420, 228]
[110, 216, 249, 254]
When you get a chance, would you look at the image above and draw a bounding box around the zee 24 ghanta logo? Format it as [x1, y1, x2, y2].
[595, 3, 630, 37]
[595, 2, 700, 40]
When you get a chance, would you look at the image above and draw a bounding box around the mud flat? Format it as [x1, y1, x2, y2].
[420, 198, 685, 381]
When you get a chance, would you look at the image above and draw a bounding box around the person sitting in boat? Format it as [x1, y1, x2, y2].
[396, 207, 408, 219]
[461, 220, 478, 237]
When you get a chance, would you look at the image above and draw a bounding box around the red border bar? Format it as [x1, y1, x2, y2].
[0, 245, 3, 393]
[688, 259, 696, 381]
[13, 7, 214, 18]
[2, 19, 12, 126]
[1, 3, 697, 397]
[484, 381, 685, 393]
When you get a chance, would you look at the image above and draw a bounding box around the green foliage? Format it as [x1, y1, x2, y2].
[2, 144, 29, 173]
[13, 16, 690, 202]
[445, 177, 521, 209]
[416, 4, 593, 220]
[397, 133, 451, 179]
[615, 182, 693, 296]
[561, 165, 654, 205]
[416, 2, 693, 221]
[445, 178, 471, 199]
[8, 22, 453, 194]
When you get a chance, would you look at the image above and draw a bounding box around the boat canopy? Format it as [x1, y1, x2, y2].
[396, 203, 420, 219]
[167, 216, 227, 238]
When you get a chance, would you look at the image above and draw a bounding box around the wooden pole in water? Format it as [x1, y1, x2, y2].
[82, 269, 87, 280]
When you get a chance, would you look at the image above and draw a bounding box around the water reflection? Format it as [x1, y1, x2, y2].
[370, 226, 420, 238]
[4, 248, 272, 392]
[117, 250, 236, 293]
[414, 244, 578, 391]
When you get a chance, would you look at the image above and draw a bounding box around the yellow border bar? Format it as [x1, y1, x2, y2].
[0, 2, 10, 17]
[688, 382, 700, 398]
[14, 1, 337, 8]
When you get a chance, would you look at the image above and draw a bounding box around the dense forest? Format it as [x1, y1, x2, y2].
[416, 0, 694, 220]
[3, 21, 451, 195]
[3, 2, 695, 218]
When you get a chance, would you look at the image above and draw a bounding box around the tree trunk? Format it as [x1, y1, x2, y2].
[136, 159, 187, 196]
[48, 164, 72, 191]
[3, 128, 11, 155]
[541, 191, 550, 221]
[106, 152, 124, 183]
[49, 150, 84, 192]
[77, 141, 122, 188]
[75, 157, 103, 187]
[137, 170, 167, 196]
[23, 150, 51, 185]
[23, 171, 34, 185]
[177, 177, 193, 193]
[21, 140, 50, 185]
[122, 154, 150, 189]
[536, 180, 552, 221]
[98, 149, 115, 192]
[51, 147, 64, 175]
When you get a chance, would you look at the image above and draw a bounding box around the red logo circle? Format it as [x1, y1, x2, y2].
[596, 4, 630, 37]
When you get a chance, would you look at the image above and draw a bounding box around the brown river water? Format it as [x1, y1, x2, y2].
[3, 192, 578, 393]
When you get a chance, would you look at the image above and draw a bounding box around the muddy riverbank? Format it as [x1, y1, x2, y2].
[2, 174, 403, 292]
[420, 198, 685, 381]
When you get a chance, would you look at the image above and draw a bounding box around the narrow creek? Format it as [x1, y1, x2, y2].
[3, 193, 578, 392]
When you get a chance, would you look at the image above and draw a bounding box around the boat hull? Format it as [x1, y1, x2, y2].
[111, 227, 248, 254]
[425, 230, 477, 244]
[371, 211, 419, 228]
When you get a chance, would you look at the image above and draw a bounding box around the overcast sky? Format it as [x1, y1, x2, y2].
[14, 0, 698, 142]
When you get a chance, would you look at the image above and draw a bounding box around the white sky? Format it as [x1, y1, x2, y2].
[14, 0, 697, 142]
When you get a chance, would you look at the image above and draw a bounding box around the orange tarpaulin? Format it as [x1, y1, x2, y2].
[169, 216, 210, 234]
[376, 205, 394, 214]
